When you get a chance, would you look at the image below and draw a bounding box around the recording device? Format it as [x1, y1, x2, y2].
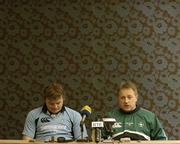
[57, 137, 74, 143]
[91, 118, 104, 142]
[102, 118, 116, 140]
[92, 121, 104, 128]
[57, 137, 65, 142]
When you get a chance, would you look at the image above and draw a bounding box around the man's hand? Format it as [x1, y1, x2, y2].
[22, 135, 33, 140]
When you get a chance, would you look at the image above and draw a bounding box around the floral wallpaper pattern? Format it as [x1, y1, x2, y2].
[0, 0, 180, 140]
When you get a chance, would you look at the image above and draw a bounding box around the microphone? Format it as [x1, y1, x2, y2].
[80, 105, 92, 124]
[92, 118, 104, 142]
[79, 105, 92, 140]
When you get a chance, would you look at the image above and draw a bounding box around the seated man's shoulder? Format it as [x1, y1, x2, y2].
[65, 106, 81, 116]
[138, 107, 156, 118]
[108, 108, 120, 116]
[27, 106, 43, 118]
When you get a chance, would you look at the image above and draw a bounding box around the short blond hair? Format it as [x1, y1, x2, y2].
[43, 82, 65, 100]
[118, 81, 138, 96]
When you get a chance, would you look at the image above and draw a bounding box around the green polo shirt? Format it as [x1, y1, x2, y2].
[103, 107, 167, 140]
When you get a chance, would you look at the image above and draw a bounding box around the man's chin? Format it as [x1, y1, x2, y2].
[50, 110, 60, 114]
[122, 107, 133, 112]
[123, 109, 131, 112]
[122, 106, 137, 112]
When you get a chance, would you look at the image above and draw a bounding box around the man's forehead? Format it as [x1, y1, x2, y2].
[46, 97, 63, 103]
[119, 88, 136, 95]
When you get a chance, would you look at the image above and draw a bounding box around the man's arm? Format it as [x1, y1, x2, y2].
[72, 112, 88, 139]
[22, 111, 36, 140]
[150, 116, 168, 140]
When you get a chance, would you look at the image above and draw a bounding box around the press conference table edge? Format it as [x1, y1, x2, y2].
[0, 140, 180, 144]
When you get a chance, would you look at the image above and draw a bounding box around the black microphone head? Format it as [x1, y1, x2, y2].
[81, 105, 92, 117]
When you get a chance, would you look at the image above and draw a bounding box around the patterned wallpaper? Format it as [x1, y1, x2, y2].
[0, 0, 180, 140]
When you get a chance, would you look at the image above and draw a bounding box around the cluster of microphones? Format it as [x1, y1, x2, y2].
[79, 105, 116, 142]
[54, 105, 116, 143]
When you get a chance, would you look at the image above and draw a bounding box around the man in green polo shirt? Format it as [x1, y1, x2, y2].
[104, 81, 167, 140]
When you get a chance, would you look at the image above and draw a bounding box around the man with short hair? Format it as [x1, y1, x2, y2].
[22, 83, 87, 141]
[104, 81, 167, 140]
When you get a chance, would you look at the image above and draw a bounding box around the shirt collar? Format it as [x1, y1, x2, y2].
[42, 104, 66, 114]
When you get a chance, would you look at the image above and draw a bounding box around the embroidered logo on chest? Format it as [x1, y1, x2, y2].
[41, 117, 51, 123]
[112, 122, 122, 128]
[125, 122, 133, 127]
[138, 122, 144, 128]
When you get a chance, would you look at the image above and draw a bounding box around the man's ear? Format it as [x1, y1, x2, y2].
[135, 95, 138, 102]
[62, 96, 65, 101]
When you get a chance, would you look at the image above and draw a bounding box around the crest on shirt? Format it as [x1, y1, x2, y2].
[138, 122, 144, 128]
[112, 122, 122, 128]
[125, 122, 133, 127]
[41, 117, 50, 123]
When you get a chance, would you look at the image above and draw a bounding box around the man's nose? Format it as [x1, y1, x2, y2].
[124, 98, 129, 103]
[53, 104, 58, 108]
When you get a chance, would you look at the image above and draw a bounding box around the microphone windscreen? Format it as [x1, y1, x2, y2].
[81, 105, 92, 117]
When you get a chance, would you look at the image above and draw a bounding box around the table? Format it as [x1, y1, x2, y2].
[0, 140, 180, 144]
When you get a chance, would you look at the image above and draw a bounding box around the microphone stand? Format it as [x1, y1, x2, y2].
[80, 121, 84, 140]
[79, 114, 86, 141]
[77, 121, 88, 142]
